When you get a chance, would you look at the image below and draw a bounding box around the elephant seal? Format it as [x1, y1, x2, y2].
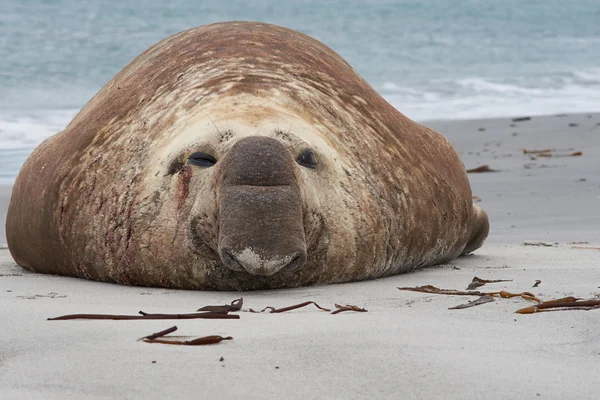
[6, 21, 489, 290]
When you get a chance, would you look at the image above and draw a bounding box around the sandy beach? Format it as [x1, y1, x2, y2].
[1, 112, 599, 399]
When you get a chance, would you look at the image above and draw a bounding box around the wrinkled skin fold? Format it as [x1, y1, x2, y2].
[6, 21, 489, 290]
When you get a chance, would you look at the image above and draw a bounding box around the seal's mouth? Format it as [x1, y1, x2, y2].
[217, 182, 307, 276]
[220, 248, 306, 276]
[188, 216, 221, 260]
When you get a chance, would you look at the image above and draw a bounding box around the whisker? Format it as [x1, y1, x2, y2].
[207, 115, 222, 136]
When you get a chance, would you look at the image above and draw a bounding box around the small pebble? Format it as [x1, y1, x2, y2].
[220, 357, 225, 362]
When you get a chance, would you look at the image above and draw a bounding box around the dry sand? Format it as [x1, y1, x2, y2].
[1, 113, 599, 400]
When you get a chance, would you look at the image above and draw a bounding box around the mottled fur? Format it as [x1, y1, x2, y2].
[6, 22, 488, 290]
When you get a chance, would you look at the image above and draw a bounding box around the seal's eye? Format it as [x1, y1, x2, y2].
[297, 149, 317, 169]
[188, 152, 217, 168]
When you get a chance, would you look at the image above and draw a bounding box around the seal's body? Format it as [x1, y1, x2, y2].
[6, 22, 488, 290]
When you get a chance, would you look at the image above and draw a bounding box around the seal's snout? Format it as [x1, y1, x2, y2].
[217, 136, 307, 276]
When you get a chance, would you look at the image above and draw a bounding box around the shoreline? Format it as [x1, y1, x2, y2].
[418, 109, 600, 124]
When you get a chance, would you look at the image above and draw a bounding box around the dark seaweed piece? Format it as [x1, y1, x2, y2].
[466, 276, 513, 290]
[197, 298, 243, 313]
[538, 151, 582, 157]
[140, 325, 178, 340]
[331, 304, 368, 314]
[144, 335, 233, 346]
[449, 295, 495, 310]
[399, 285, 485, 296]
[522, 148, 552, 154]
[466, 165, 498, 173]
[48, 312, 240, 320]
[249, 301, 331, 313]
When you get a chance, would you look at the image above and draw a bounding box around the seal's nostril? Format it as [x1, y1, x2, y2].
[220, 249, 246, 272]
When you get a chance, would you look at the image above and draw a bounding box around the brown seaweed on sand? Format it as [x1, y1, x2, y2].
[448, 295, 495, 310]
[398, 285, 541, 303]
[399, 285, 600, 314]
[516, 297, 600, 314]
[197, 298, 243, 313]
[144, 335, 233, 346]
[466, 165, 498, 173]
[140, 325, 178, 340]
[138, 325, 233, 346]
[522, 148, 553, 154]
[466, 276, 513, 290]
[48, 311, 240, 321]
[538, 151, 582, 158]
[521, 148, 582, 157]
[331, 304, 368, 314]
[249, 301, 331, 313]
[248, 301, 369, 314]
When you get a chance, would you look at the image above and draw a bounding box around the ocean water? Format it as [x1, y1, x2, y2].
[1, 0, 599, 183]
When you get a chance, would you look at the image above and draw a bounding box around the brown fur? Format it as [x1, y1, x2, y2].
[6, 22, 488, 290]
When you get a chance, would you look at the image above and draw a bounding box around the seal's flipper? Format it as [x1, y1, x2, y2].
[462, 205, 489, 255]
